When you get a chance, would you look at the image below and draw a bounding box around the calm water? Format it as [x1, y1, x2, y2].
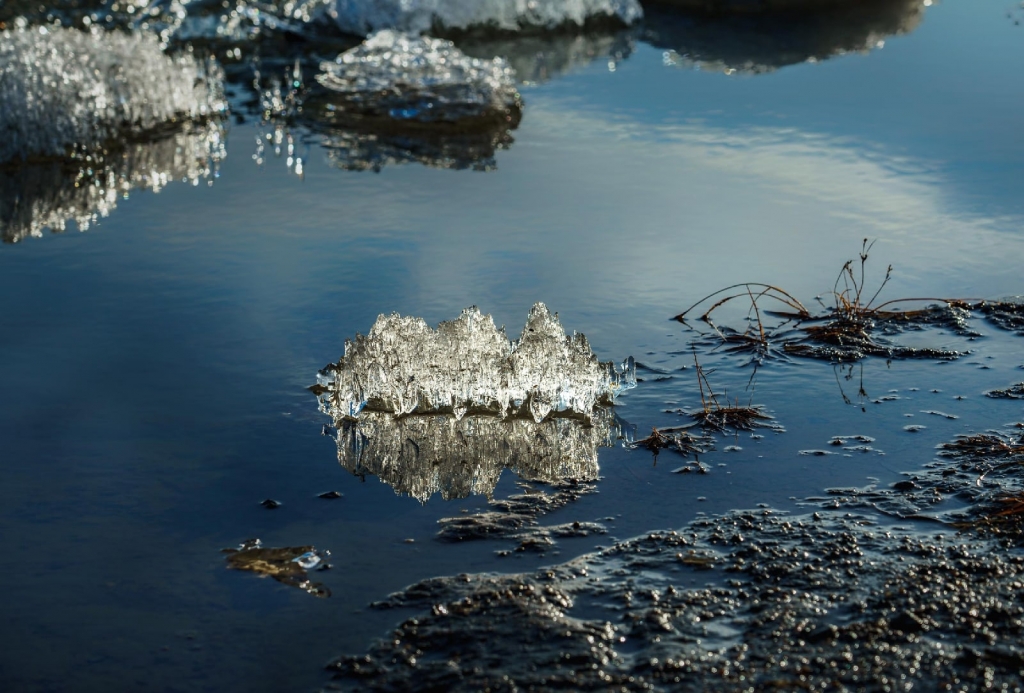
[2, 1, 1024, 690]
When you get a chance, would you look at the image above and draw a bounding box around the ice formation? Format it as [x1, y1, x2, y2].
[1, 121, 226, 243]
[318, 303, 634, 422]
[327, 409, 620, 501]
[258, 31, 522, 171]
[329, 0, 643, 37]
[0, 26, 225, 164]
[315, 31, 522, 127]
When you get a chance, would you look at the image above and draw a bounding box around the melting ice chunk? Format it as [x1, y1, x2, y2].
[315, 31, 522, 126]
[317, 303, 635, 422]
[328, 409, 622, 502]
[329, 0, 643, 37]
[0, 27, 225, 164]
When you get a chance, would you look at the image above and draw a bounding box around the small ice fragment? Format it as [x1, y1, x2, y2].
[330, 0, 643, 37]
[291, 551, 322, 570]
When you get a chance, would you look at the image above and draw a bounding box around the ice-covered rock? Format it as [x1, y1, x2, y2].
[0, 26, 225, 164]
[644, 0, 925, 74]
[317, 303, 635, 422]
[314, 31, 521, 126]
[291, 31, 522, 170]
[330, 0, 643, 37]
[326, 409, 621, 501]
[1, 121, 225, 243]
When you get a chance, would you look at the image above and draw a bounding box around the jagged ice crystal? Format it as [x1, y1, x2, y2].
[318, 303, 635, 422]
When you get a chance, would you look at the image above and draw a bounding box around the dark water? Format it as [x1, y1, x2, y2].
[2, 1, 1024, 690]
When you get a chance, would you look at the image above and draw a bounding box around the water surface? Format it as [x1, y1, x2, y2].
[2, 1, 1024, 690]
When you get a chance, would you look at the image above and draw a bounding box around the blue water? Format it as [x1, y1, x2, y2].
[2, 1, 1024, 690]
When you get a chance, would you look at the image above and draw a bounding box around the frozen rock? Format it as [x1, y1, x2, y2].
[314, 31, 521, 126]
[1, 120, 225, 243]
[645, 0, 925, 75]
[317, 303, 635, 422]
[0, 26, 225, 164]
[330, 0, 643, 37]
[325, 409, 621, 501]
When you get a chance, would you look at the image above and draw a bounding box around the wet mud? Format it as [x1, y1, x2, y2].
[435, 480, 607, 556]
[326, 418, 1024, 692]
[986, 383, 1024, 400]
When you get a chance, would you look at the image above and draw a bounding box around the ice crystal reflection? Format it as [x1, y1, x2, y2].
[327, 409, 621, 502]
[0, 121, 225, 243]
[0, 26, 225, 164]
[316, 303, 635, 422]
[457, 30, 634, 85]
[329, 0, 643, 37]
[646, 0, 925, 75]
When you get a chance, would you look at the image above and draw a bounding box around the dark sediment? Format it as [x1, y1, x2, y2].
[436, 481, 606, 555]
[326, 423, 1024, 691]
